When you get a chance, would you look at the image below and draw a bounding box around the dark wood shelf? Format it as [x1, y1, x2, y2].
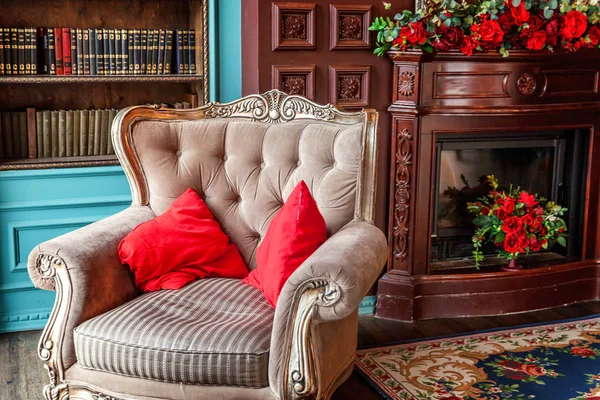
[0, 155, 119, 171]
[0, 75, 204, 84]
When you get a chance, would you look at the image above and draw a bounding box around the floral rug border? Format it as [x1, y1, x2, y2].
[355, 314, 600, 400]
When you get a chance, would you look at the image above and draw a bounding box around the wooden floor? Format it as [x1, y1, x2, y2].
[2, 302, 600, 400]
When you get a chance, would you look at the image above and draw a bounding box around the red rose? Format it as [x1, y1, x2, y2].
[528, 217, 542, 232]
[496, 197, 515, 219]
[400, 22, 428, 45]
[572, 346, 596, 357]
[587, 25, 600, 47]
[444, 26, 464, 48]
[529, 236, 542, 251]
[524, 30, 547, 50]
[519, 191, 537, 207]
[498, 11, 514, 30]
[502, 216, 523, 234]
[504, 232, 525, 253]
[507, 1, 530, 26]
[561, 10, 588, 40]
[520, 364, 546, 376]
[500, 360, 522, 370]
[526, 15, 544, 32]
[474, 19, 504, 48]
[545, 18, 561, 46]
[460, 35, 478, 56]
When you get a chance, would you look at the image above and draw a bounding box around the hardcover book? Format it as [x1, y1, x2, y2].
[18, 111, 27, 158]
[115, 29, 122, 74]
[0, 28, 4, 75]
[50, 110, 58, 157]
[82, 29, 90, 75]
[3, 29, 11, 75]
[70, 29, 78, 75]
[128, 29, 134, 74]
[87, 109, 95, 155]
[47, 28, 56, 75]
[73, 110, 81, 156]
[157, 29, 165, 74]
[66, 110, 74, 157]
[11, 28, 19, 75]
[182, 29, 189, 74]
[76, 28, 83, 75]
[103, 29, 110, 75]
[151, 29, 159, 74]
[36, 110, 43, 157]
[121, 29, 128, 74]
[80, 110, 89, 156]
[24, 28, 31, 74]
[164, 30, 173, 74]
[10, 112, 20, 157]
[58, 110, 66, 157]
[140, 29, 147, 74]
[108, 29, 116, 75]
[26, 108, 36, 158]
[30, 27, 37, 74]
[42, 110, 50, 157]
[100, 109, 108, 155]
[2, 113, 13, 158]
[95, 29, 104, 75]
[189, 29, 196, 75]
[145, 29, 152, 74]
[54, 27, 64, 75]
[133, 29, 141, 74]
[62, 28, 72, 75]
[93, 110, 101, 155]
[175, 29, 184, 74]
[88, 29, 97, 75]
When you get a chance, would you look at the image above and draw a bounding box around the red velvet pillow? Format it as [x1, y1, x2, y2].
[118, 188, 248, 292]
[243, 181, 327, 307]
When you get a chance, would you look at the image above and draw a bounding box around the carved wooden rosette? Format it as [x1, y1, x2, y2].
[272, 2, 317, 50]
[272, 65, 317, 100]
[329, 4, 372, 50]
[328, 65, 371, 108]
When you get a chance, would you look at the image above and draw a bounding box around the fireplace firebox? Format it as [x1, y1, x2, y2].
[431, 131, 587, 271]
[377, 49, 600, 322]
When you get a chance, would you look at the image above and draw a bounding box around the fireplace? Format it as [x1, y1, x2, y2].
[377, 49, 600, 322]
[431, 130, 588, 271]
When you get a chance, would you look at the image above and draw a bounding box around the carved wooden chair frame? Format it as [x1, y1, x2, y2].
[35, 89, 379, 400]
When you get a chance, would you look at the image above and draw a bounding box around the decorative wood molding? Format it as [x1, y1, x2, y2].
[393, 63, 419, 105]
[392, 128, 412, 262]
[517, 73, 537, 95]
[272, 65, 316, 100]
[0, 75, 204, 84]
[328, 65, 371, 108]
[329, 4, 372, 50]
[272, 2, 317, 51]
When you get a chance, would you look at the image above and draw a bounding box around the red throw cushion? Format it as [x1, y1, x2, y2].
[118, 188, 248, 292]
[243, 181, 327, 307]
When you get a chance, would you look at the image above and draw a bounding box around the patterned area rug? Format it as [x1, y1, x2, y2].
[355, 315, 600, 400]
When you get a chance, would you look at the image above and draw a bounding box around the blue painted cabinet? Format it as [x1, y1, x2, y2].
[0, 166, 130, 333]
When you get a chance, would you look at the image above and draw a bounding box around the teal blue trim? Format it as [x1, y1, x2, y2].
[208, 0, 218, 102]
[0, 195, 131, 211]
[358, 295, 376, 316]
[0, 165, 125, 180]
[215, 0, 241, 102]
[0, 308, 52, 333]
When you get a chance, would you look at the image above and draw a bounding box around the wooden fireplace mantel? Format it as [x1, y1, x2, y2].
[377, 49, 600, 321]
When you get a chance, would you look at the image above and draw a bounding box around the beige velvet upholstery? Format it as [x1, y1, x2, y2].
[27, 91, 385, 400]
[132, 119, 363, 269]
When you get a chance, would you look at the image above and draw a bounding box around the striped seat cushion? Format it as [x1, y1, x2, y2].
[73, 278, 274, 388]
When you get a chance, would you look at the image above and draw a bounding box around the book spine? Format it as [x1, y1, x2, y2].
[157, 29, 165, 74]
[76, 28, 83, 75]
[48, 28, 56, 75]
[108, 29, 115, 75]
[36, 111, 43, 157]
[80, 110, 88, 156]
[94, 29, 103, 75]
[128, 29, 134, 74]
[31, 27, 37, 74]
[145, 29, 152, 74]
[140, 29, 147, 74]
[88, 29, 96, 75]
[2, 113, 12, 158]
[102, 29, 109, 75]
[18, 28, 25, 75]
[11, 28, 19, 75]
[70, 29, 77, 75]
[99, 109, 108, 155]
[175, 30, 184, 74]
[151, 29, 158, 74]
[66, 110, 74, 157]
[18, 112, 27, 158]
[54, 28, 63, 75]
[62, 28, 71, 75]
[24, 28, 31, 75]
[42, 110, 50, 157]
[93, 109, 101, 155]
[3, 29, 11, 75]
[189, 29, 196, 75]
[40, 28, 48, 74]
[50, 110, 58, 157]
[26, 108, 36, 158]
[121, 29, 128, 74]
[115, 29, 122, 74]
[0, 28, 4, 75]
[73, 110, 80, 156]
[164, 30, 173, 74]
[9, 112, 19, 157]
[58, 110, 66, 157]
[133, 29, 140, 75]
[87, 110, 95, 155]
[182, 29, 189, 74]
[82, 29, 90, 75]
[107, 109, 116, 155]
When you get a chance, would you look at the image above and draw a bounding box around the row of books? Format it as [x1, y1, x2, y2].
[1, 102, 194, 160]
[0, 27, 197, 75]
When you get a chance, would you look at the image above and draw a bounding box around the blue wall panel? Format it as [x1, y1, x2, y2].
[0, 166, 130, 333]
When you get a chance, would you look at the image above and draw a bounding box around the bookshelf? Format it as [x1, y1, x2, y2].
[0, 0, 209, 171]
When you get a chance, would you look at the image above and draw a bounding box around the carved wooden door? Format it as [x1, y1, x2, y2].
[241, 0, 399, 233]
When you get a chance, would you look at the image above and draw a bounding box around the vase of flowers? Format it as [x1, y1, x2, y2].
[369, 0, 600, 57]
[467, 175, 568, 271]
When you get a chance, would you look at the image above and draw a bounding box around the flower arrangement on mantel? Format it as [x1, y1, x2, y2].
[467, 175, 568, 271]
[369, 0, 600, 56]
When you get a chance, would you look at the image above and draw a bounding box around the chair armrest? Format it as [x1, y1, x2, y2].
[27, 205, 155, 384]
[269, 220, 387, 399]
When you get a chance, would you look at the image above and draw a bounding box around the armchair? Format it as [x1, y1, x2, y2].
[28, 90, 386, 400]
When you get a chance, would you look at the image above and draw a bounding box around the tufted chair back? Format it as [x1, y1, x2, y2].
[113, 90, 379, 270]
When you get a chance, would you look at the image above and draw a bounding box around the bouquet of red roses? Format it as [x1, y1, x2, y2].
[467, 175, 568, 268]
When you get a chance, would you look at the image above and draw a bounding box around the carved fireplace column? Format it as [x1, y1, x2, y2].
[376, 50, 600, 321]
